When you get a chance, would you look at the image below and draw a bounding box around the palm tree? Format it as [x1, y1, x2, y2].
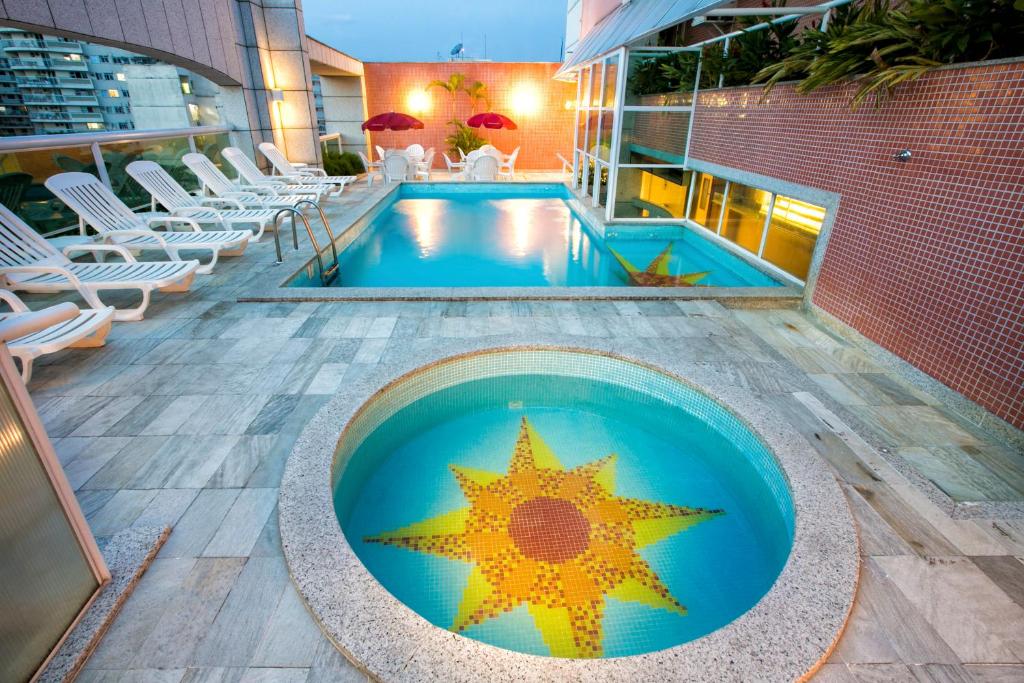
[428, 73, 466, 122]
[463, 81, 490, 113]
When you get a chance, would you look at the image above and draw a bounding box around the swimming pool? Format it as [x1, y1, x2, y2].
[333, 350, 794, 658]
[287, 184, 781, 288]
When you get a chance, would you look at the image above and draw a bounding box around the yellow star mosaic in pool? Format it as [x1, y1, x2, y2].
[365, 416, 725, 658]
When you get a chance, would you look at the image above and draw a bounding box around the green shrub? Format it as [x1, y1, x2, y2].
[755, 0, 1024, 108]
[444, 122, 487, 157]
[323, 151, 365, 176]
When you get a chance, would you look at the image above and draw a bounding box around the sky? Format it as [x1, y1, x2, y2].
[301, 0, 569, 63]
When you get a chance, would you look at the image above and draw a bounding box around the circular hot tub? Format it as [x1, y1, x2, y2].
[280, 346, 857, 681]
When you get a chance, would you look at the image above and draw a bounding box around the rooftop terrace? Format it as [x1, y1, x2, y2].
[8, 176, 1020, 681]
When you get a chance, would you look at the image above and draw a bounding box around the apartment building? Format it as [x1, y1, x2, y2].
[0, 28, 217, 136]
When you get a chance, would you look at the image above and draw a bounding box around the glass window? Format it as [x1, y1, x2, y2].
[596, 111, 613, 162]
[688, 173, 727, 231]
[585, 111, 598, 157]
[100, 135, 194, 207]
[581, 65, 592, 112]
[624, 50, 698, 106]
[602, 56, 618, 108]
[618, 110, 689, 164]
[613, 168, 692, 219]
[762, 195, 825, 280]
[575, 108, 586, 156]
[721, 183, 772, 254]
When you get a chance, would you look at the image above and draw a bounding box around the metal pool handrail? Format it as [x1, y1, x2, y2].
[271, 200, 340, 286]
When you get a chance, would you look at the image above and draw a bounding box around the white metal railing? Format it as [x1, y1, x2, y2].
[319, 132, 342, 154]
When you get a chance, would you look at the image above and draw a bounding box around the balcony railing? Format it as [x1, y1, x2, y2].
[8, 57, 88, 71]
[15, 76, 93, 89]
[2, 38, 83, 53]
[22, 93, 100, 106]
[29, 111, 104, 123]
[0, 125, 234, 237]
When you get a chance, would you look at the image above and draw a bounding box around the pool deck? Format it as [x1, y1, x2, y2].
[19, 174, 1024, 682]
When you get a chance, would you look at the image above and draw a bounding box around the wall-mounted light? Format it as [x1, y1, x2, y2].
[510, 83, 540, 116]
[564, 99, 575, 110]
[407, 89, 431, 114]
[893, 149, 911, 162]
[270, 89, 285, 103]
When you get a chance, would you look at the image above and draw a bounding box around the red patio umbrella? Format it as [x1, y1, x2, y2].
[361, 112, 425, 131]
[466, 112, 518, 130]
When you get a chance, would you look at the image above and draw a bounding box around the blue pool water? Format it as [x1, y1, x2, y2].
[335, 369, 794, 658]
[289, 184, 780, 288]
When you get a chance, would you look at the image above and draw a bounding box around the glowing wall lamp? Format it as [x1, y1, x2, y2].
[407, 89, 431, 115]
[270, 89, 285, 104]
[510, 84, 540, 116]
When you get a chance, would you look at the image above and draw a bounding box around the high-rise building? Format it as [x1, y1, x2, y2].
[0, 28, 219, 137]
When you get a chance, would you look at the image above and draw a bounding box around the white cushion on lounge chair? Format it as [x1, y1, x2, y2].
[0, 289, 114, 382]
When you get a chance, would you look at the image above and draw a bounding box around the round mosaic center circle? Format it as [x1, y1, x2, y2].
[508, 496, 591, 563]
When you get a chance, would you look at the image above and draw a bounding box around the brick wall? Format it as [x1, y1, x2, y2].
[689, 60, 1024, 429]
[362, 62, 576, 169]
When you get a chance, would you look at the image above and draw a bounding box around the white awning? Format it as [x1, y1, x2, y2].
[556, 0, 731, 79]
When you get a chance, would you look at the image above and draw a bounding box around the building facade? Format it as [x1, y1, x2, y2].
[0, 27, 220, 136]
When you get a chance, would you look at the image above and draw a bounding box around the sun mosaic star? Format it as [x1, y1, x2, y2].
[365, 417, 724, 658]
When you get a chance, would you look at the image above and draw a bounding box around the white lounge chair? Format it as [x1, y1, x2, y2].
[469, 155, 498, 181]
[126, 160, 282, 241]
[45, 173, 251, 276]
[442, 152, 466, 180]
[358, 151, 384, 187]
[414, 148, 435, 181]
[222, 147, 334, 201]
[375, 146, 388, 164]
[0, 204, 198, 321]
[182, 153, 318, 211]
[0, 290, 114, 382]
[383, 155, 409, 183]
[498, 147, 520, 181]
[257, 142, 356, 188]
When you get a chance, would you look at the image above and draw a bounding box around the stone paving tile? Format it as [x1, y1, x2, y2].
[16, 178, 1020, 680]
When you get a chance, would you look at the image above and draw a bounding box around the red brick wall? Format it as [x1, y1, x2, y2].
[362, 62, 576, 169]
[689, 60, 1024, 429]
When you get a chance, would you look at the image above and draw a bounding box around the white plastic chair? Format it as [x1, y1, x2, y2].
[257, 142, 356, 188]
[182, 153, 318, 210]
[358, 151, 384, 187]
[45, 173, 251, 276]
[383, 155, 409, 183]
[469, 155, 499, 181]
[222, 147, 334, 201]
[0, 204, 198, 321]
[0, 290, 114, 382]
[414, 148, 435, 181]
[405, 144, 425, 164]
[442, 153, 466, 180]
[126, 161, 281, 241]
[498, 147, 520, 181]
[480, 144, 500, 158]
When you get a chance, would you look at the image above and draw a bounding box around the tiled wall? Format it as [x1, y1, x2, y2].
[362, 62, 576, 169]
[689, 60, 1024, 429]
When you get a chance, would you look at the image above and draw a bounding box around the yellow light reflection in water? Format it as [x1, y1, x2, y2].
[410, 199, 443, 257]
